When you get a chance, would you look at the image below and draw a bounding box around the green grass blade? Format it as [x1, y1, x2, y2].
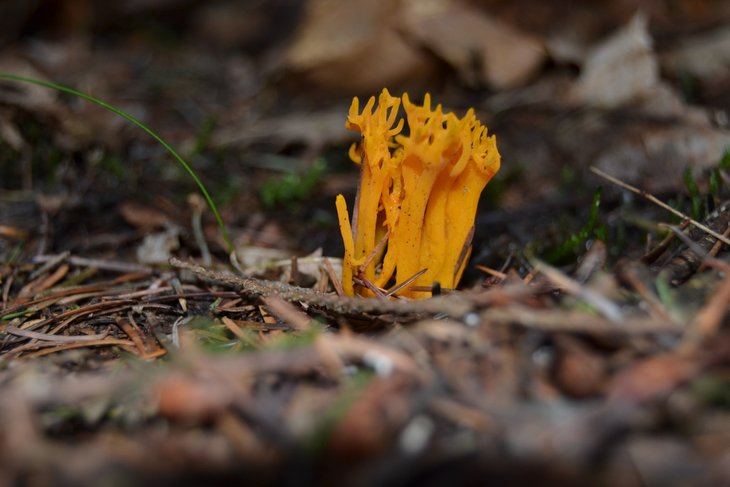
[0, 72, 233, 253]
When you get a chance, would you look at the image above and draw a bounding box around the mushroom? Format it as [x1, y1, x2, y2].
[336, 89, 500, 298]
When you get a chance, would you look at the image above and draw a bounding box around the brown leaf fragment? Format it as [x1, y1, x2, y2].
[4, 326, 108, 343]
[216, 411, 277, 465]
[0, 225, 29, 240]
[119, 201, 171, 230]
[572, 13, 658, 108]
[400, 0, 546, 89]
[21, 338, 136, 359]
[327, 375, 414, 460]
[156, 374, 235, 423]
[552, 335, 607, 398]
[261, 295, 312, 331]
[607, 353, 699, 404]
[136, 229, 180, 265]
[282, 0, 435, 94]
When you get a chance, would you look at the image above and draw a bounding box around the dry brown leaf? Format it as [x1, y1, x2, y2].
[156, 374, 235, 422]
[261, 295, 312, 331]
[607, 353, 699, 404]
[136, 228, 180, 265]
[282, 0, 436, 94]
[572, 13, 659, 107]
[119, 201, 171, 229]
[661, 26, 730, 81]
[400, 0, 546, 89]
[552, 335, 606, 398]
[326, 375, 414, 459]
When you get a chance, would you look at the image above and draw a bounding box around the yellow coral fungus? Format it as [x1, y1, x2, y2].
[336, 89, 500, 299]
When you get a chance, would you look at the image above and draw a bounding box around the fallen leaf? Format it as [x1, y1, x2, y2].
[281, 0, 436, 94]
[572, 13, 659, 107]
[552, 335, 607, 398]
[608, 353, 699, 404]
[400, 0, 546, 89]
[136, 228, 180, 264]
[156, 374, 234, 422]
[119, 201, 171, 230]
[327, 375, 414, 459]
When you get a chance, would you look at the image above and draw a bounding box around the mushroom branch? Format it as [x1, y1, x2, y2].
[336, 89, 501, 299]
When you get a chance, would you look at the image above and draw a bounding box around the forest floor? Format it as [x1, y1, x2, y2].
[1, 1, 730, 485]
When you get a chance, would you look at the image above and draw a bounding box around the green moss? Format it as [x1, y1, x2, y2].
[544, 187, 604, 264]
[682, 168, 704, 220]
[259, 158, 327, 210]
[262, 320, 326, 351]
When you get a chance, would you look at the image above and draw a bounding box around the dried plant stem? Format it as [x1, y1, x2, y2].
[533, 259, 624, 321]
[591, 166, 730, 246]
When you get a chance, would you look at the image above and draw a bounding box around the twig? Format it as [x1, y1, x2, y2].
[480, 305, 680, 334]
[641, 220, 690, 265]
[3, 300, 135, 335]
[357, 229, 390, 276]
[21, 338, 137, 359]
[591, 167, 730, 246]
[698, 226, 730, 272]
[4, 326, 109, 343]
[28, 251, 70, 280]
[384, 268, 428, 297]
[32, 254, 153, 274]
[261, 296, 312, 331]
[170, 258, 474, 318]
[322, 257, 345, 297]
[475, 264, 507, 281]
[220, 316, 251, 342]
[533, 259, 624, 322]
